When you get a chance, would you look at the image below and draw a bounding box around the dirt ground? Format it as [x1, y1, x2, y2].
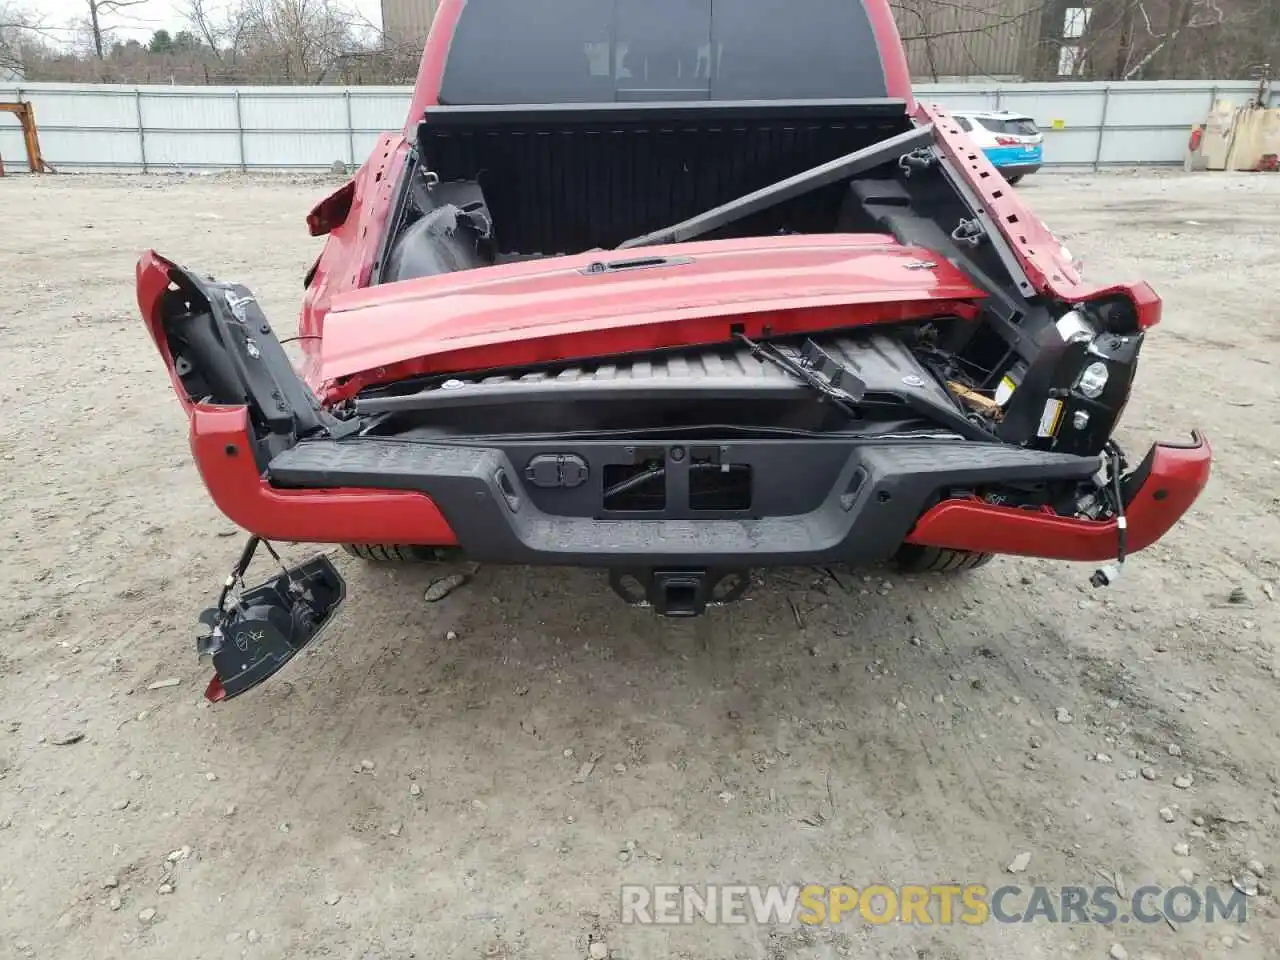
[1, 169, 1278, 960]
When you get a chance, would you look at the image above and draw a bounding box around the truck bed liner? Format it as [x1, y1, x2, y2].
[418, 99, 912, 252]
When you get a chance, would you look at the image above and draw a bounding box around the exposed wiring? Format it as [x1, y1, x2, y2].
[1090, 444, 1128, 587]
[215, 535, 295, 612]
[603, 464, 665, 500]
[278, 335, 323, 345]
[1110, 446, 1128, 566]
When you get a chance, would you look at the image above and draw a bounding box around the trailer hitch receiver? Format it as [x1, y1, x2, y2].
[608, 567, 750, 616]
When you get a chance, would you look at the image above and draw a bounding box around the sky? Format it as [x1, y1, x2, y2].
[20, 0, 384, 45]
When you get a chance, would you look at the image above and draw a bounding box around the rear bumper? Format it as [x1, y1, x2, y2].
[192, 405, 1210, 566]
[905, 433, 1212, 560]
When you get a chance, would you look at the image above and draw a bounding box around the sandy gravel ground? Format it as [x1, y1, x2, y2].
[1, 170, 1278, 960]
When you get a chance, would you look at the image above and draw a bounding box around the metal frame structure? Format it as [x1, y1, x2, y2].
[0, 101, 53, 175]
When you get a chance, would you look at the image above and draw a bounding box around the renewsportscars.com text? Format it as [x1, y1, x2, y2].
[620, 884, 1247, 926]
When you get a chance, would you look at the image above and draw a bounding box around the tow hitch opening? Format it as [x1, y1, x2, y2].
[608, 568, 751, 616]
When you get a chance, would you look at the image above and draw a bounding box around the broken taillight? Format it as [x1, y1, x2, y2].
[306, 180, 356, 237]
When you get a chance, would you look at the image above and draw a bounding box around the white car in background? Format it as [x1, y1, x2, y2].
[950, 110, 1044, 184]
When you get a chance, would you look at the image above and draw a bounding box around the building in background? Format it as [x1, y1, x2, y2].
[893, 0, 1047, 80]
[381, 0, 441, 51]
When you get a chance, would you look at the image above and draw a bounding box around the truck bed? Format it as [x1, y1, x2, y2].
[413, 99, 912, 255]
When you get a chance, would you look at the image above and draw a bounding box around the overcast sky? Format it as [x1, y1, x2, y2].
[25, 0, 384, 43]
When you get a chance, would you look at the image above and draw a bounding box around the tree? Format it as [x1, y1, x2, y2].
[85, 0, 149, 60]
[0, 1, 45, 76]
[183, 0, 253, 66]
[1057, 0, 1237, 80]
[891, 0, 1051, 80]
[181, 0, 368, 81]
[149, 27, 173, 54]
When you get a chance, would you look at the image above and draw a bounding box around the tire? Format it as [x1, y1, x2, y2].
[1004, 174, 1024, 185]
[892, 543, 994, 574]
[341, 543, 455, 563]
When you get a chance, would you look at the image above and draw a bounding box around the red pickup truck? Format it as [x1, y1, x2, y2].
[137, 0, 1210, 701]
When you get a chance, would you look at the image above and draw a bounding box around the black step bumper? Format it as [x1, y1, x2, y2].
[267, 437, 1100, 567]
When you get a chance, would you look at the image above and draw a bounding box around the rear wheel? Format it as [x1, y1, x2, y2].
[1004, 174, 1024, 185]
[341, 543, 457, 563]
[892, 544, 994, 574]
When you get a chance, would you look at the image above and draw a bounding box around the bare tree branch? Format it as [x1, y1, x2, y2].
[892, 0, 1053, 78]
[0, 2, 46, 75]
[84, 0, 152, 60]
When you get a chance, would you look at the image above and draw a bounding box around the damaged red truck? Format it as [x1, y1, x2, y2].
[138, 0, 1211, 701]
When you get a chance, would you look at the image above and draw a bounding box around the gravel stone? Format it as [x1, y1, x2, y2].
[1007, 851, 1032, 873]
[1232, 874, 1259, 897]
[424, 573, 469, 603]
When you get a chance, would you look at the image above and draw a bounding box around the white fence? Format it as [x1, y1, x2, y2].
[0, 79, 1262, 174]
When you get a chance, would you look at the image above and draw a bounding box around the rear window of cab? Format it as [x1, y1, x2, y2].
[438, 0, 888, 104]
